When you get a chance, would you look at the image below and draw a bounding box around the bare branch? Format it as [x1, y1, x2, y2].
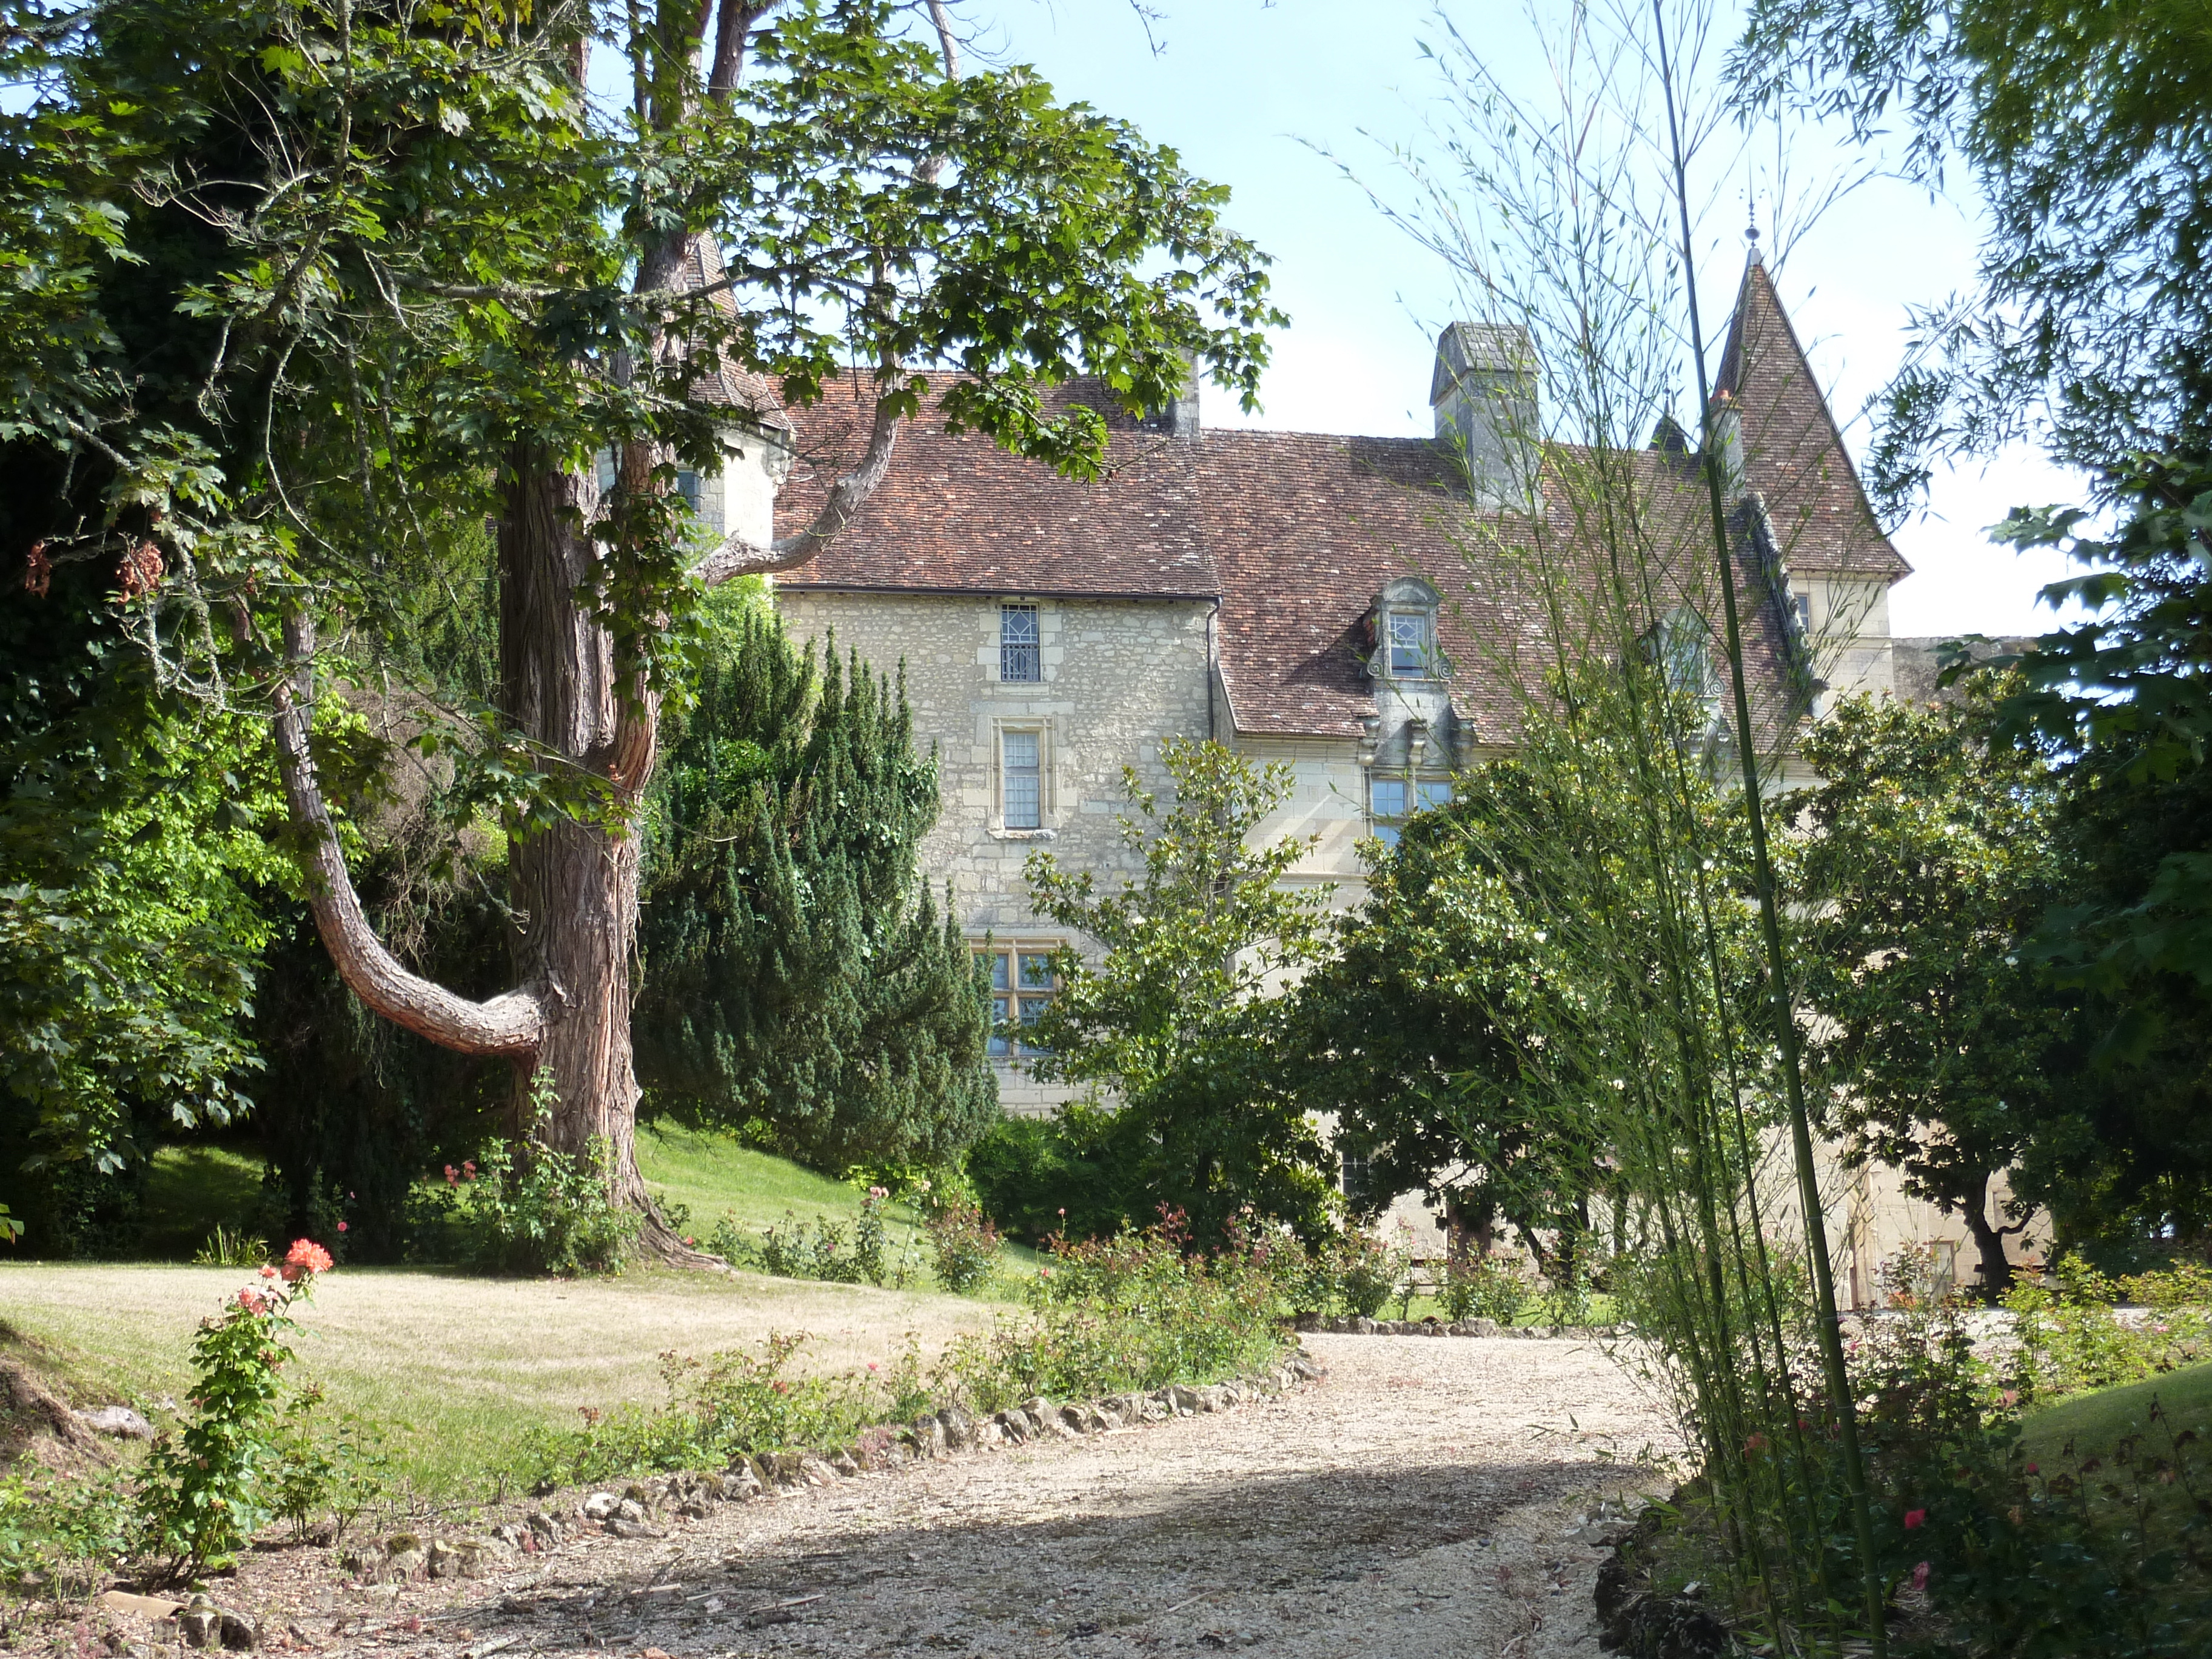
[270, 610, 553, 1055]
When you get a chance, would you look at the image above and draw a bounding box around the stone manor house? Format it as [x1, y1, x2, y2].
[695, 252, 2017, 1305]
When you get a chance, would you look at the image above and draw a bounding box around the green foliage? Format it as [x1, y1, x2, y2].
[1024, 740, 1339, 1244]
[1734, 0, 2212, 504]
[923, 1198, 1002, 1295]
[1437, 1255, 1530, 1324]
[2003, 1262, 2212, 1404]
[1320, 1231, 1405, 1321]
[264, 1384, 389, 1544]
[964, 1112, 1134, 1245]
[454, 1071, 638, 1276]
[711, 1191, 919, 1289]
[192, 1224, 265, 1270]
[0, 1464, 133, 1595]
[1971, 452, 2212, 1248]
[529, 1218, 1290, 1486]
[637, 609, 996, 1169]
[1783, 685, 2075, 1294]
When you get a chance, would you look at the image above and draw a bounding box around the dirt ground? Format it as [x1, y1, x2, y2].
[90, 1333, 1682, 1659]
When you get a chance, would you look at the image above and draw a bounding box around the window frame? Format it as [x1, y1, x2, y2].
[1384, 608, 1433, 677]
[1368, 770, 1454, 848]
[974, 943, 1060, 1059]
[999, 725, 1045, 831]
[999, 602, 1042, 683]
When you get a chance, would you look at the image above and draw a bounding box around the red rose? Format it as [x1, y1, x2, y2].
[1903, 1509, 1926, 1530]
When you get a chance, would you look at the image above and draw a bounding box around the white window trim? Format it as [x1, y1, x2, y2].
[991, 718, 1053, 836]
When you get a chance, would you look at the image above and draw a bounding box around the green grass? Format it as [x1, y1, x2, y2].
[136, 1142, 265, 1261]
[2020, 1358, 2212, 1480]
[637, 1121, 1039, 1299]
[1, 1261, 1002, 1498]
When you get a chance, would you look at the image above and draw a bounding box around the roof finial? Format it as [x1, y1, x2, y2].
[1745, 197, 1763, 267]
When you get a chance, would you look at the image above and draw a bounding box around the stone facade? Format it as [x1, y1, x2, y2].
[777, 591, 1214, 1113]
[766, 256, 2036, 1301]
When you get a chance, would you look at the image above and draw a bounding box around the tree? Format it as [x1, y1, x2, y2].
[1287, 770, 1617, 1284]
[1734, 0, 2212, 511]
[633, 604, 995, 1169]
[2, 0, 1278, 1255]
[1022, 740, 1338, 1245]
[1781, 686, 2076, 1295]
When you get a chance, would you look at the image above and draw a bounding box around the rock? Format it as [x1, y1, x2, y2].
[491, 1523, 529, 1552]
[580, 1491, 622, 1521]
[614, 1498, 648, 1523]
[796, 1454, 840, 1487]
[1352, 1317, 1375, 1335]
[909, 1415, 948, 1458]
[759, 1451, 807, 1488]
[718, 1465, 763, 1501]
[828, 1450, 862, 1478]
[384, 1533, 427, 1578]
[216, 1609, 258, 1651]
[623, 1482, 659, 1513]
[1056, 1404, 1090, 1434]
[526, 1510, 564, 1546]
[1285, 1353, 1324, 1382]
[1293, 1312, 1322, 1332]
[427, 1537, 491, 1578]
[936, 1404, 974, 1450]
[1167, 1384, 1204, 1415]
[176, 1606, 220, 1648]
[1467, 1319, 1500, 1338]
[975, 1416, 1005, 1447]
[1195, 1386, 1228, 1413]
[605, 1517, 660, 1540]
[76, 1404, 155, 1440]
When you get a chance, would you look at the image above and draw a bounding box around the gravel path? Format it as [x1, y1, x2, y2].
[148, 1336, 1682, 1659]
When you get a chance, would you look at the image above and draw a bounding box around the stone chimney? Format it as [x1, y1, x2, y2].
[1430, 323, 1539, 513]
[1147, 351, 1201, 441]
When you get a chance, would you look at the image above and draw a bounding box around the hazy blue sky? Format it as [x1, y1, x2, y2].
[976, 0, 2084, 641]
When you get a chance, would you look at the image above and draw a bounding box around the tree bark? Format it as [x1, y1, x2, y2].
[496, 453, 712, 1265]
[1959, 1171, 2020, 1301]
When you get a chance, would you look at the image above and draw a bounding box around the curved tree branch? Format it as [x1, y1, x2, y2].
[271, 610, 554, 1055]
[695, 366, 905, 588]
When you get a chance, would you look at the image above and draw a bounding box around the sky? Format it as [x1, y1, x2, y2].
[973, 0, 2087, 642]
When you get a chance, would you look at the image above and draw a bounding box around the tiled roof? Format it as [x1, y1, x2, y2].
[1715, 257, 1909, 579]
[778, 266, 1878, 739]
[680, 236, 793, 433]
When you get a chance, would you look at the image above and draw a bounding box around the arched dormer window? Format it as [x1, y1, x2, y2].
[1641, 606, 1723, 733]
[1369, 576, 1446, 682]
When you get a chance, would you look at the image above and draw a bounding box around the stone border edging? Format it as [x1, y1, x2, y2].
[1295, 1314, 1621, 1340]
[337, 1347, 1332, 1595]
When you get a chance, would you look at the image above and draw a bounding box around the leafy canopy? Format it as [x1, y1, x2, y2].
[1022, 739, 1338, 1245]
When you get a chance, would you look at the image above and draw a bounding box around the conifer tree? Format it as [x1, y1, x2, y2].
[634, 611, 994, 1169]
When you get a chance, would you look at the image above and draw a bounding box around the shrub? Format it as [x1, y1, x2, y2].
[965, 1113, 1133, 1243]
[458, 1070, 638, 1276]
[265, 1385, 389, 1543]
[2002, 1258, 2212, 1404]
[0, 1466, 133, 1596]
[134, 1239, 333, 1579]
[192, 1223, 266, 1269]
[711, 1191, 920, 1289]
[925, 1198, 1001, 1293]
[1438, 1253, 1527, 1322]
[1327, 1230, 1403, 1319]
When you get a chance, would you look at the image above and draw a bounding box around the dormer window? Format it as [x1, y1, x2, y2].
[1369, 576, 1446, 682]
[1386, 609, 1432, 676]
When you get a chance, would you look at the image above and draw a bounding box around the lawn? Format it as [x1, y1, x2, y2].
[0, 1261, 1002, 1496]
[4, 1122, 1050, 1496]
[2019, 1358, 2212, 1526]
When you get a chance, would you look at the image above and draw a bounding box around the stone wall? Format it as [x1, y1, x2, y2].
[776, 588, 1215, 1114]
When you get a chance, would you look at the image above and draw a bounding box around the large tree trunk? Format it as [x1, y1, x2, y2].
[1959, 1171, 2020, 1302]
[497, 452, 706, 1264]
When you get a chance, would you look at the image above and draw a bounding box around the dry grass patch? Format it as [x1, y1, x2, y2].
[0, 1262, 1000, 1495]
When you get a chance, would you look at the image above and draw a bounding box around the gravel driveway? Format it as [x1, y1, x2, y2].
[173, 1335, 1682, 1659]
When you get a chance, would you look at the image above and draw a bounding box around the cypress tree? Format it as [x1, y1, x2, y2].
[634, 612, 996, 1168]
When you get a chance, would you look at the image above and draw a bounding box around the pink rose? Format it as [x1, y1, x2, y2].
[1903, 1509, 1926, 1530]
[1911, 1561, 1930, 1592]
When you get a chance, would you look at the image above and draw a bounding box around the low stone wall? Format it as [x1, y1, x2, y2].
[1296, 1313, 1618, 1341]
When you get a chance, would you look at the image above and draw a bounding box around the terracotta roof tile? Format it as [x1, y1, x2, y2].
[778, 267, 1877, 740]
[1716, 258, 1909, 579]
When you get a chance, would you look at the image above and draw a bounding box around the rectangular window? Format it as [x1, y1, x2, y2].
[1415, 779, 1454, 812]
[1386, 609, 1431, 676]
[974, 945, 1057, 1059]
[1000, 603, 1041, 682]
[1789, 591, 1812, 635]
[1340, 1151, 1373, 1202]
[1002, 729, 1042, 830]
[1370, 775, 1408, 848]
